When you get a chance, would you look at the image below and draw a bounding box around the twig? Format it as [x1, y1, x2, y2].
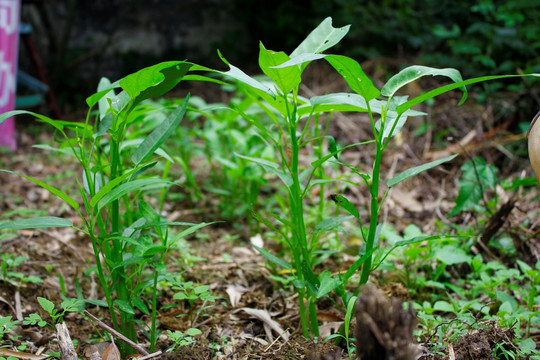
[56, 322, 78, 360]
[136, 351, 163, 360]
[84, 310, 149, 356]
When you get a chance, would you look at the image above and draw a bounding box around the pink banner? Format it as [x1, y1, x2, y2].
[0, 0, 20, 151]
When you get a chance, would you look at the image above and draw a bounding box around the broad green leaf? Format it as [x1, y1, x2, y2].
[37, 297, 55, 314]
[0, 170, 79, 211]
[397, 73, 540, 115]
[132, 298, 149, 315]
[316, 271, 341, 299]
[0, 216, 73, 230]
[449, 158, 497, 216]
[387, 154, 458, 187]
[96, 178, 170, 212]
[382, 65, 465, 100]
[435, 245, 471, 265]
[217, 50, 276, 97]
[119, 61, 193, 106]
[259, 43, 301, 95]
[290, 17, 350, 58]
[186, 328, 202, 336]
[330, 194, 360, 222]
[114, 299, 135, 314]
[433, 301, 454, 312]
[251, 243, 292, 270]
[131, 94, 190, 165]
[325, 55, 380, 101]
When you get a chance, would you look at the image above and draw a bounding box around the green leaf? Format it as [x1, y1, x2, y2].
[0, 170, 79, 211]
[131, 94, 190, 165]
[170, 222, 216, 245]
[324, 55, 380, 101]
[316, 271, 340, 299]
[114, 299, 135, 315]
[387, 154, 458, 187]
[132, 298, 149, 315]
[258, 43, 301, 95]
[0, 216, 73, 230]
[120, 61, 193, 106]
[435, 245, 471, 265]
[37, 297, 55, 314]
[143, 245, 166, 257]
[235, 153, 293, 187]
[0, 110, 64, 132]
[382, 65, 465, 100]
[330, 194, 360, 222]
[217, 50, 276, 97]
[96, 178, 170, 212]
[449, 158, 497, 216]
[251, 243, 292, 270]
[290, 17, 350, 58]
[396, 73, 540, 115]
[186, 328, 202, 336]
[314, 216, 354, 232]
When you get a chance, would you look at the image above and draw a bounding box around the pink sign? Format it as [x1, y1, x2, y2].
[0, 0, 20, 151]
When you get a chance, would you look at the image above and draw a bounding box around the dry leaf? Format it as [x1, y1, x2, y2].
[102, 340, 121, 360]
[226, 284, 248, 307]
[0, 348, 48, 360]
[238, 307, 290, 342]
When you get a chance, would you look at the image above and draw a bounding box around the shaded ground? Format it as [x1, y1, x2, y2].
[1, 59, 539, 359]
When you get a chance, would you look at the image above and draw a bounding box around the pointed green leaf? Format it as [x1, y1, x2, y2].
[0, 170, 79, 211]
[0, 216, 73, 229]
[396, 73, 540, 115]
[119, 61, 193, 106]
[170, 222, 216, 245]
[251, 243, 292, 270]
[132, 298, 149, 315]
[114, 299, 135, 314]
[325, 55, 380, 101]
[259, 43, 301, 95]
[290, 17, 350, 58]
[217, 50, 276, 97]
[317, 271, 341, 299]
[235, 153, 293, 187]
[96, 178, 170, 211]
[0, 110, 64, 132]
[387, 154, 458, 187]
[382, 65, 465, 100]
[37, 297, 55, 314]
[131, 94, 190, 165]
[330, 194, 360, 222]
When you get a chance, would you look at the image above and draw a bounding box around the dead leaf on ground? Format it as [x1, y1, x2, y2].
[237, 307, 290, 342]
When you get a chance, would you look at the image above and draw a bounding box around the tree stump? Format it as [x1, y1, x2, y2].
[355, 284, 418, 360]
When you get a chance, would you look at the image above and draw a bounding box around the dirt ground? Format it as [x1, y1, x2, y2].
[1, 59, 539, 359]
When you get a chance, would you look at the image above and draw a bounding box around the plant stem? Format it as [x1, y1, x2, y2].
[359, 142, 383, 285]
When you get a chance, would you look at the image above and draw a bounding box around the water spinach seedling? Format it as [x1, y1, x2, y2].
[208, 17, 540, 338]
[0, 62, 220, 355]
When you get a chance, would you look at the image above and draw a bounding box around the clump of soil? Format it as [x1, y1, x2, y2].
[426, 320, 517, 360]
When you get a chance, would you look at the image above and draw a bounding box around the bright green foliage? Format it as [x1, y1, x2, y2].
[0, 316, 19, 340]
[23, 297, 83, 328]
[450, 157, 498, 216]
[197, 16, 540, 338]
[0, 254, 43, 286]
[0, 61, 217, 355]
